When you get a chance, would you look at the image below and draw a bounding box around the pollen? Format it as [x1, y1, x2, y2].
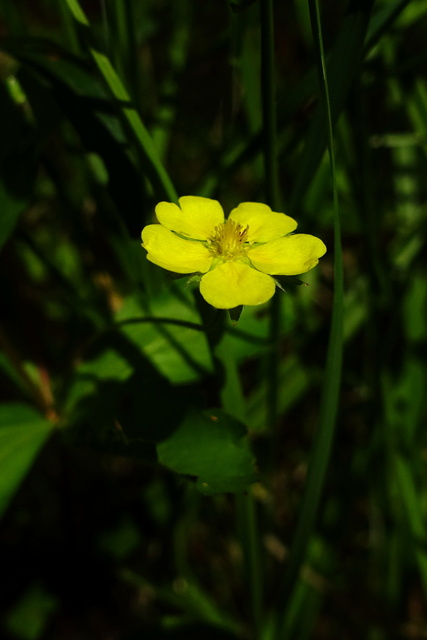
[208, 219, 249, 260]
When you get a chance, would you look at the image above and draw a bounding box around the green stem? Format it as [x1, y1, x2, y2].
[260, 0, 281, 432]
[212, 330, 262, 636]
[260, 0, 280, 209]
[236, 487, 262, 636]
[276, 1, 344, 636]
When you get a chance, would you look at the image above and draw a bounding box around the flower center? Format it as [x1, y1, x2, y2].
[208, 220, 249, 260]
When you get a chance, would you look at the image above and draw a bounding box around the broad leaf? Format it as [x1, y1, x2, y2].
[157, 409, 256, 495]
[0, 404, 53, 519]
[115, 290, 213, 384]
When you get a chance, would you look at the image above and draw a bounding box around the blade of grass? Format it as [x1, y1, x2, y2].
[120, 568, 241, 635]
[394, 453, 427, 597]
[102, 0, 138, 99]
[260, 0, 282, 433]
[196, 0, 410, 204]
[275, 1, 344, 636]
[0, 326, 54, 414]
[63, 0, 178, 203]
[364, 0, 412, 51]
[289, 0, 374, 215]
[260, 0, 280, 210]
[152, 1, 192, 159]
[279, 537, 333, 639]
[57, 0, 80, 53]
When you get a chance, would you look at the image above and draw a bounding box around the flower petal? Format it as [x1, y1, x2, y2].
[155, 196, 224, 240]
[142, 225, 213, 274]
[248, 233, 327, 275]
[199, 261, 276, 309]
[229, 202, 297, 243]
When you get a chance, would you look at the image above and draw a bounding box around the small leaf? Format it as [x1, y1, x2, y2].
[157, 409, 256, 495]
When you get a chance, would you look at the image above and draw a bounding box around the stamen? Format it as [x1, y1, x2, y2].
[208, 220, 249, 260]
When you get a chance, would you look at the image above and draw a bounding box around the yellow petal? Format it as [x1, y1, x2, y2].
[199, 261, 276, 309]
[142, 224, 213, 274]
[228, 202, 297, 243]
[248, 233, 327, 275]
[155, 196, 224, 240]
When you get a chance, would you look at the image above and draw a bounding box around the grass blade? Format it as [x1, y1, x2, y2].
[63, 0, 178, 203]
[276, 0, 344, 635]
[289, 0, 374, 215]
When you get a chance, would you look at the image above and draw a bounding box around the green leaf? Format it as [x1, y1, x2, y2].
[65, 288, 212, 409]
[0, 404, 53, 519]
[115, 291, 213, 384]
[157, 409, 256, 495]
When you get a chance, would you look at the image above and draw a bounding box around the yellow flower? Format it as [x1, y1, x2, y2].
[141, 196, 326, 309]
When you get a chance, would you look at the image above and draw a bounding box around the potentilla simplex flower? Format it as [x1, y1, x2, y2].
[141, 196, 326, 309]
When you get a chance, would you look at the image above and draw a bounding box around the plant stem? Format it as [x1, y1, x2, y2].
[215, 334, 262, 635]
[236, 484, 262, 636]
[260, 0, 281, 432]
[197, 294, 263, 634]
[260, 0, 280, 209]
[275, 0, 344, 636]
